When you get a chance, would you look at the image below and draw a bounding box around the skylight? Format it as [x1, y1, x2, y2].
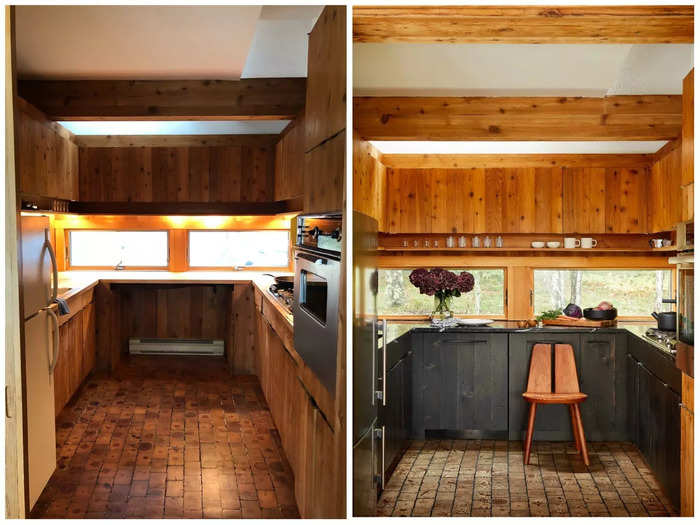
[59, 120, 290, 136]
[370, 141, 668, 155]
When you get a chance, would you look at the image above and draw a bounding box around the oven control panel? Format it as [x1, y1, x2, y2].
[296, 213, 343, 256]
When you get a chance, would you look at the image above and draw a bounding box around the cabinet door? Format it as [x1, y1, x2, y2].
[380, 356, 408, 482]
[81, 302, 96, 382]
[625, 353, 640, 444]
[305, 6, 346, 151]
[579, 334, 621, 440]
[419, 333, 507, 437]
[303, 129, 345, 214]
[508, 333, 581, 440]
[663, 385, 681, 509]
[54, 311, 83, 415]
[352, 420, 379, 517]
[637, 362, 654, 462]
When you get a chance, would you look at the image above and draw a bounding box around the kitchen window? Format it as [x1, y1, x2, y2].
[68, 230, 169, 268]
[533, 269, 674, 318]
[378, 268, 505, 317]
[188, 230, 289, 268]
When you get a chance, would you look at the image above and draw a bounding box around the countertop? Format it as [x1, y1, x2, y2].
[384, 319, 676, 362]
[56, 270, 294, 326]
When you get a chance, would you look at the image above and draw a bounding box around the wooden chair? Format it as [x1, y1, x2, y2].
[522, 343, 589, 466]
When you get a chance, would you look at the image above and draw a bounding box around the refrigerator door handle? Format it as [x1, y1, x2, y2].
[44, 232, 58, 303]
[44, 307, 60, 374]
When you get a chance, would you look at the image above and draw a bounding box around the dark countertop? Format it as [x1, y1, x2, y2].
[384, 319, 677, 363]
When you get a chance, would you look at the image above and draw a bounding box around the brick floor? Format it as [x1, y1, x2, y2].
[32, 356, 299, 519]
[378, 440, 678, 517]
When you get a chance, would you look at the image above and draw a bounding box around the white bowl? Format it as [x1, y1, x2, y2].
[531, 241, 545, 248]
[546, 241, 561, 248]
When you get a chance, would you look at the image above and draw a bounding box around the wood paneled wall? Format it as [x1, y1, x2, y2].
[274, 115, 305, 201]
[15, 97, 78, 200]
[381, 161, 656, 234]
[648, 143, 682, 233]
[115, 284, 230, 348]
[682, 69, 694, 222]
[353, 131, 386, 228]
[79, 145, 274, 203]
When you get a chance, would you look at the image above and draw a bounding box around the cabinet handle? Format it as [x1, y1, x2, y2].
[375, 426, 385, 490]
[381, 319, 387, 407]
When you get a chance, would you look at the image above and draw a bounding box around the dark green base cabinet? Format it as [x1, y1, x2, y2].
[412, 333, 508, 439]
[508, 332, 629, 442]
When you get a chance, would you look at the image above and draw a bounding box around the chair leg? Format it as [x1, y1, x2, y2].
[573, 404, 590, 466]
[569, 405, 581, 452]
[524, 403, 537, 465]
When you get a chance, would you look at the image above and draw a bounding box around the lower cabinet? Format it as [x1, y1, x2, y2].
[628, 352, 681, 510]
[415, 333, 508, 438]
[254, 297, 342, 518]
[54, 301, 96, 416]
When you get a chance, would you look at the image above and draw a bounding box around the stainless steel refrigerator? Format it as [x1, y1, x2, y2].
[20, 215, 59, 510]
[352, 211, 381, 516]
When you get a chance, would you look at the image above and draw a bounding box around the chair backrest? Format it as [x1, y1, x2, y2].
[525, 343, 581, 394]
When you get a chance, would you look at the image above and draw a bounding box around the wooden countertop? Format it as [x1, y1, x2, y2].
[57, 270, 294, 326]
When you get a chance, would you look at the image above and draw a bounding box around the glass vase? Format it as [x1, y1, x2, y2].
[431, 294, 454, 321]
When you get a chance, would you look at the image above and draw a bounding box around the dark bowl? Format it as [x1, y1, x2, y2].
[583, 307, 617, 320]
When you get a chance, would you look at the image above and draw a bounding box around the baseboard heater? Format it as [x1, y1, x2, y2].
[128, 338, 224, 356]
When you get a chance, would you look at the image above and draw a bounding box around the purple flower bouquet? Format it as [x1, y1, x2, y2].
[409, 268, 475, 320]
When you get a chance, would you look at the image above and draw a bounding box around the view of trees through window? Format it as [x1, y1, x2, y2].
[533, 269, 673, 317]
[377, 269, 505, 316]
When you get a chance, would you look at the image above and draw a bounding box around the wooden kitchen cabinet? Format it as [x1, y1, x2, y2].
[648, 144, 682, 232]
[415, 333, 508, 438]
[16, 98, 79, 201]
[303, 5, 346, 214]
[305, 6, 346, 152]
[563, 166, 647, 234]
[54, 301, 96, 415]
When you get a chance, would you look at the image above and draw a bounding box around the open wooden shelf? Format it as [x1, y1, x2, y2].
[377, 247, 672, 254]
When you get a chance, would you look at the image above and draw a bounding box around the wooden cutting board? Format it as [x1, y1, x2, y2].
[542, 316, 617, 328]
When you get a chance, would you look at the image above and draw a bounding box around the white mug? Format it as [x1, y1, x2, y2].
[581, 237, 598, 249]
[564, 237, 581, 249]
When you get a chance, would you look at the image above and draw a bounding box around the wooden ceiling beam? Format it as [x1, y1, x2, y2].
[380, 154, 654, 169]
[353, 6, 694, 43]
[354, 95, 682, 141]
[17, 78, 306, 120]
[73, 134, 279, 148]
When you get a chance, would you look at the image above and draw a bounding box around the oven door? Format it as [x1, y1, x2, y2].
[293, 250, 340, 393]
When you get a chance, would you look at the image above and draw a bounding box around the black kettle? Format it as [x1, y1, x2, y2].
[652, 299, 677, 331]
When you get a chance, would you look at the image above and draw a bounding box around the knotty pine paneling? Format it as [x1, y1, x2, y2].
[562, 167, 648, 233]
[386, 167, 563, 234]
[682, 69, 694, 187]
[352, 132, 386, 228]
[648, 145, 682, 232]
[16, 98, 79, 200]
[79, 145, 274, 203]
[274, 115, 305, 201]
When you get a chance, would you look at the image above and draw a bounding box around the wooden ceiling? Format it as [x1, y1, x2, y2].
[18, 78, 307, 120]
[353, 5, 694, 44]
[354, 95, 682, 141]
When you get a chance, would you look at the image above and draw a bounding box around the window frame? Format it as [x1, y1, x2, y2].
[530, 266, 676, 321]
[65, 229, 171, 270]
[376, 266, 508, 320]
[186, 229, 292, 271]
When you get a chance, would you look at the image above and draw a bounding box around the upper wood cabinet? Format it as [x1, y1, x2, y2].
[562, 167, 648, 234]
[386, 167, 563, 234]
[15, 98, 78, 201]
[305, 6, 346, 152]
[648, 145, 682, 233]
[303, 6, 346, 214]
[274, 115, 305, 201]
[682, 69, 694, 222]
[79, 145, 274, 203]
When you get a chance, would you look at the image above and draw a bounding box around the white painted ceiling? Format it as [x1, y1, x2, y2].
[16, 5, 320, 80]
[59, 121, 290, 136]
[371, 141, 668, 155]
[354, 43, 694, 97]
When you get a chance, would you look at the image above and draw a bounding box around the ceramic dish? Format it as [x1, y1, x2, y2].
[546, 241, 561, 248]
[457, 318, 495, 326]
[531, 241, 545, 248]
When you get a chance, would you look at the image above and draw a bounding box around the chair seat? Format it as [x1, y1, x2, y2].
[522, 392, 588, 404]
